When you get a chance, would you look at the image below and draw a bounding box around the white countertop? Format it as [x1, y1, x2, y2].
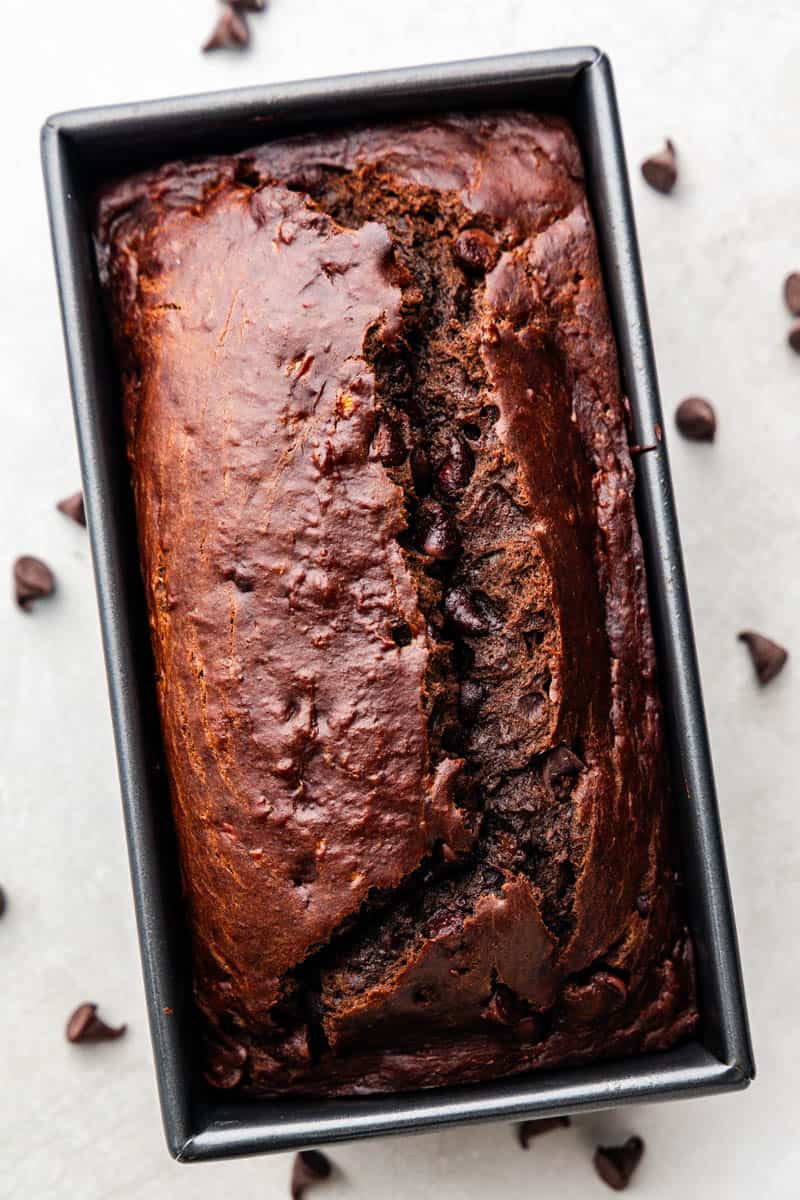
[2, 0, 798, 1194]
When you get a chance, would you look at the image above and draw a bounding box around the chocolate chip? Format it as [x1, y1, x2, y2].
[436, 436, 474, 497]
[410, 446, 432, 495]
[543, 746, 584, 791]
[202, 1038, 247, 1088]
[784, 273, 800, 316]
[291, 1150, 332, 1200]
[56, 491, 86, 527]
[419, 501, 459, 560]
[390, 621, 413, 647]
[232, 0, 266, 9]
[66, 1002, 126, 1044]
[641, 139, 677, 194]
[561, 972, 628, 1023]
[675, 396, 716, 441]
[514, 1014, 544, 1041]
[453, 227, 499, 274]
[788, 320, 800, 353]
[738, 630, 788, 684]
[371, 414, 407, 467]
[517, 1116, 571, 1149]
[0, 886, 6, 918]
[636, 894, 651, 916]
[484, 984, 522, 1026]
[593, 1136, 645, 1191]
[458, 679, 485, 723]
[14, 555, 55, 612]
[203, 4, 250, 51]
[444, 586, 500, 636]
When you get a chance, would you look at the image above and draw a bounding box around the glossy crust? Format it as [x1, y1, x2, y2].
[96, 112, 697, 1096]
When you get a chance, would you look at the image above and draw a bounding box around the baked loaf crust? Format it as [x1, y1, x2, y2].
[96, 112, 698, 1096]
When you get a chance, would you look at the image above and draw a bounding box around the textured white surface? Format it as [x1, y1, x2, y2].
[1, 0, 798, 1195]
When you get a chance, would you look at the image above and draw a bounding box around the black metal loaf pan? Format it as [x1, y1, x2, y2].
[41, 47, 753, 1163]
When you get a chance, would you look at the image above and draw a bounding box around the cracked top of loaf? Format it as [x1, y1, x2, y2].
[96, 111, 697, 1096]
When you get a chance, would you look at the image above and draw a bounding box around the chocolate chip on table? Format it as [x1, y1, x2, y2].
[203, 4, 250, 51]
[453, 228, 499, 274]
[13, 555, 55, 612]
[788, 320, 800, 353]
[784, 272, 800, 316]
[517, 1115, 571, 1149]
[641, 139, 677, 194]
[444, 585, 499, 636]
[436, 436, 474, 497]
[66, 1002, 126, 1044]
[738, 630, 788, 684]
[593, 1136, 645, 1191]
[56, 491, 86, 526]
[290, 1150, 333, 1200]
[674, 396, 716, 441]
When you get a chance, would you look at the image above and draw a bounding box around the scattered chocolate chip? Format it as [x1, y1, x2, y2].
[635, 894, 651, 916]
[370, 413, 407, 467]
[291, 1150, 332, 1200]
[593, 1136, 645, 1191]
[453, 227, 499, 274]
[0, 886, 6, 918]
[419, 501, 459, 560]
[66, 1002, 126, 1044]
[788, 320, 800, 353]
[410, 445, 432, 495]
[517, 1116, 571, 1149]
[560, 972, 628, 1023]
[675, 396, 716, 441]
[784, 272, 800, 316]
[444, 585, 499, 636]
[738, 630, 788, 684]
[641, 139, 677, 194]
[202, 1038, 247, 1088]
[462, 422, 481, 441]
[203, 4, 250, 51]
[14, 555, 56, 612]
[458, 679, 485, 723]
[436, 436, 474, 497]
[56, 491, 86, 527]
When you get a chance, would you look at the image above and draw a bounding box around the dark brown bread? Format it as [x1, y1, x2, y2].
[96, 113, 697, 1096]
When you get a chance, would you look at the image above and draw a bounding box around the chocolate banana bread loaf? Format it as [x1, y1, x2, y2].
[96, 112, 698, 1096]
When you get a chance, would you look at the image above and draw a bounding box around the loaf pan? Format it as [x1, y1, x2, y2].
[41, 47, 753, 1162]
